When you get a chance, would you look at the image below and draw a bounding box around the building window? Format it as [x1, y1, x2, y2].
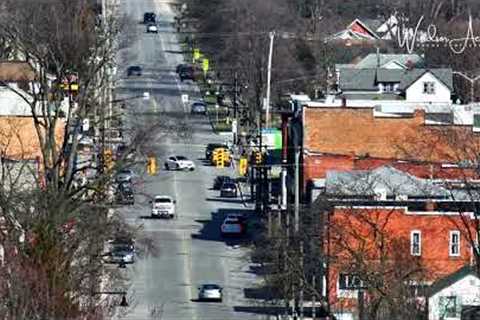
[339, 274, 364, 290]
[411, 230, 421, 256]
[449, 231, 461, 256]
[423, 81, 435, 94]
[383, 83, 395, 92]
[439, 296, 458, 318]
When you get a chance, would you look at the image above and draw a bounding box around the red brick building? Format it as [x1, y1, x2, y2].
[325, 205, 477, 318]
[301, 106, 480, 197]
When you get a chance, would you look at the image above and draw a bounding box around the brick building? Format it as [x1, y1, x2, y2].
[297, 106, 480, 200]
[318, 166, 479, 320]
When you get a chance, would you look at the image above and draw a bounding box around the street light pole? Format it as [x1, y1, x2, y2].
[265, 31, 275, 128]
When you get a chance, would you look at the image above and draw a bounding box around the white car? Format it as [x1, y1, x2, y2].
[198, 284, 223, 302]
[220, 217, 245, 236]
[165, 156, 195, 171]
[146, 24, 158, 33]
[151, 195, 176, 218]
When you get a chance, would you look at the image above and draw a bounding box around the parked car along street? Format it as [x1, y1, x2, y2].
[143, 12, 156, 24]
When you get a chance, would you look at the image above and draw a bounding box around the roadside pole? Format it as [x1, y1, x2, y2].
[294, 146, 300, 233]
[265, 31, 275, 128]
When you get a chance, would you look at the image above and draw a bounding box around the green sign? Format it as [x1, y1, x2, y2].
[261, 128, 282, 150]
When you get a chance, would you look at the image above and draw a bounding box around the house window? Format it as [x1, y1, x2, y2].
[383, 83, 395, 92]
[423, 81, 435, 94]
[449, 231, 461, 256]
[411, 230, 421, 256]
[439, 296, 458, 318]
[474, 115, 480, 129]
[339, 274, 364, 290]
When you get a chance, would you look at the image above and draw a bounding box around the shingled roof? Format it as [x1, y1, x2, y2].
[0, 61, 35, 82]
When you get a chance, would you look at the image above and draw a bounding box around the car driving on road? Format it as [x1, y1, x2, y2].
[220, 216, 245, 237]
[105, 241, 135, 265]
[220, 181, 237, 198]
[127, 65, 142, 76]
[150, 195, 176, 219]
[146, 23, 158, 33]
[143, 12, 156, 24]
[164, 156, 195, 171]
[115, 185, 135, 205]
[191, 101, 207, 115]
[198, 284, 223, 302]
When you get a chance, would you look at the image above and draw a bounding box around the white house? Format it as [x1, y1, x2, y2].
[428, 266, 480, 320]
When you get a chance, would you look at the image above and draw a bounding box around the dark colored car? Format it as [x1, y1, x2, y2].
[127, 65, 142, 76]
[213, 176, 234, 190]
[116, 186, 134, 205]
[176, 63, 189, 74]
[220, 182, 237, 198]
[179, 68, 195, 82]
[191, 101, 207, 115]
[205, 143, 228, 160]
[143, 12, 156, 24]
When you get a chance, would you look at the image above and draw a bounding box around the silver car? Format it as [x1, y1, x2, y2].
[198, 284, 223, 302]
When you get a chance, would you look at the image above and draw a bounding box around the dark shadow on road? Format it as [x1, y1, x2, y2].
[205, 197, 246, 205]
[139, 215, 175, 220]
[233, 305, 284, 316]
[191, 208, 255, 246]
[164, 49, 185, 54]
[244, 286, 281, 300]
[247, 264, 275, 276]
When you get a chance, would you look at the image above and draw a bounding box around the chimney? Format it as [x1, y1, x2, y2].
[413, 109, 425, 124]
[341, 97, 347, 107]
[376, 47, 380, 68]
[425, 201, 436, 211]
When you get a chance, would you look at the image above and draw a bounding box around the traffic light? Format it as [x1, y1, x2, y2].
[239, 157, 248, 176]
[216, 149, 225, 168]
[147, 156, 157, 175]
[254, 151, 263, 165]
[104, 149, 113, 171]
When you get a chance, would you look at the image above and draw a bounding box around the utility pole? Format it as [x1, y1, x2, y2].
[265, 31, 275, 128]
[233, 71, 238, 145]
[299, 241, 304, 320]
[312, 275, 316, 320]
[294, 146, 300, 233]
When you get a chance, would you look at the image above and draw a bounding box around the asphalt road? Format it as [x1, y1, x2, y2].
[112, 1, 262, 319]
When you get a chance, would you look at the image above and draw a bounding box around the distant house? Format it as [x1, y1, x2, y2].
[327, 18, 382, 42]
[427, 266, 480, 320]
[337, 67, 453, 104]
[0, 61, 65, 160]
[339, 53, 425, 70]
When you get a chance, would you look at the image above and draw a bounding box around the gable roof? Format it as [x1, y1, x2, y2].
[355, 54, 424, 69]
[346, 19, 381, 40]
[0, 61, 35, 82]
[339, 68, 453, 92]
[325, 165, 448, 197]
[427, 265, 478, 297]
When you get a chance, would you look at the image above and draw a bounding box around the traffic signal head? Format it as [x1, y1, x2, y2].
[255, 151, 263, 164]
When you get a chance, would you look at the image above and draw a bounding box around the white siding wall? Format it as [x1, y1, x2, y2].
[0, 85, 32, 116]
[406, 72, 451, 103]
[428, 275, 480, 320]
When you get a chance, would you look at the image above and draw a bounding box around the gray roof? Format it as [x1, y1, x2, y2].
[427, 265, 478, 297]
[339, 68, 453, 92]
[355, 54, 425, 69]
[325, 166, 449, 198]
[362, 19, 383, 33]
